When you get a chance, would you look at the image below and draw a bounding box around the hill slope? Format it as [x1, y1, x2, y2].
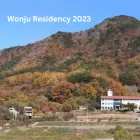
[0, 15, 139, 83]
[0, 15, 140, 113]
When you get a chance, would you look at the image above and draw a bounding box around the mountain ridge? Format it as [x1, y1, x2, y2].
[0, 15, 140, 87]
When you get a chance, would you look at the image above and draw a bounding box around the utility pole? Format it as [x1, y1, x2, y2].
[13, 107, 15, 121]
[12, 107, 17, 121]
[87, 104, 88, 122]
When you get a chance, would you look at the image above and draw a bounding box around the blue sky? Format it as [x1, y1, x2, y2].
[0, 0, 140, 49]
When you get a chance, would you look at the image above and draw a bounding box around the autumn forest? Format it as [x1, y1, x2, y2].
[0, 15, 140, 114]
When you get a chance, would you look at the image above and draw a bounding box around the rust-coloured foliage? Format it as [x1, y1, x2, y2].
[51, 81, 74, 103]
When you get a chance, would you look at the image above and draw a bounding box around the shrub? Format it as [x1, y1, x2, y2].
[45, 86, 52, 101]
[16, 114, 31, 127]
[33, 115, 59, 121]
[88, 100, 100, 110]
[43, 56, 56, 65]
[121, 103, 137, 111]
[0, 56, 21, 71]
[114, 125, 133, 140]
[58, 58, 77, 71]
[49, 102, 62, 111]
[51, 32, 73, 48]
[67, 71, 93, 84]
[63, 112, 74, 121]
[97, 118, 101, 122]
[109, 117, 113, 122]
[66, 96, 87, 110]
[62, 103, 72, 112]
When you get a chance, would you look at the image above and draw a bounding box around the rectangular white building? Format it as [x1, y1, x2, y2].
[101, 89, 140, 110]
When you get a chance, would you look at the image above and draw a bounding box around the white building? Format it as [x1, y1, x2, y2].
[101, 89, 140, 110]
[9, 107, 18, 120]
[79, 105, 87, 110]
[24, 107, 33, 118]
[9, 106, 33, 119]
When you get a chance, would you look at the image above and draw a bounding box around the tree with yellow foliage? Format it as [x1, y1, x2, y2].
[79, 84, 97, 99]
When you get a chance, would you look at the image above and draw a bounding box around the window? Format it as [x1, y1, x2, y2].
[114, 99, 120, 101]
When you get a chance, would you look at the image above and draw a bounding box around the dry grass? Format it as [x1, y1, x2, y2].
[76, 113, 139, 121]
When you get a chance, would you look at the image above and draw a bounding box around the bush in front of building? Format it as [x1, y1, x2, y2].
[121, 103, 137, 112]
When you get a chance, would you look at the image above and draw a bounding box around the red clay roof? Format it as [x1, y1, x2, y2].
[101, 96, 140, 100]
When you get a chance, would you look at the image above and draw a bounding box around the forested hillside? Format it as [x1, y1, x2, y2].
[0, 15, 140, 114]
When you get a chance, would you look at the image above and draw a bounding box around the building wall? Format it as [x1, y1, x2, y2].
[101, 99, 140, 110]
[101, 99, 113, 110]
[113, 100, 121, 109]
[24, 107, 33, 118]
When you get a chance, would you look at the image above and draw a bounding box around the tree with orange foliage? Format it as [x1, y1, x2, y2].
[51, 81, 74, 103]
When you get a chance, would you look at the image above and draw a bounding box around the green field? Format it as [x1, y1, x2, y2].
[1, 119, 140, 140]
[1, 123, 140, 140]
[36, 121, 140, 126]
[1, 126, 140, 140]
[0, 127, 113, 140]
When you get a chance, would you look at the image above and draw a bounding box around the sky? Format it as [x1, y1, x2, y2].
[0, 0, 140, 49]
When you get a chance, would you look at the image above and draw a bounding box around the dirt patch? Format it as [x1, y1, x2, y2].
[76, 113, 139, 121]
